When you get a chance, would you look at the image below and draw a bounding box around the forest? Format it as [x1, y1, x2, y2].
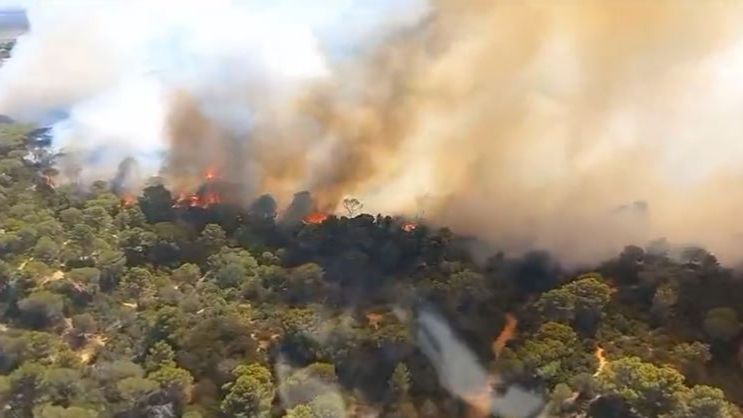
[0, 121, 742, 418]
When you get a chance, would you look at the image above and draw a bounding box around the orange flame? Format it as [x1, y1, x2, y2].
[174, 193, 196, 208]
[463, 313, 519, 418]
[593, 346, 607, 376]
[463, 384, 495, 418]
[41, 174, 56, 189]
[402, 222, 417, 232]
[492, 313, 518, 358]
[121, 193, 137, 208]
[173, 191, 221, 209]
[202, 191, 221, 206]
[205, 168, 217, 181]
[303, 212, 329, 225]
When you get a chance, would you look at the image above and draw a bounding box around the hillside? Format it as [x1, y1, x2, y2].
[0, 123, 742, 418]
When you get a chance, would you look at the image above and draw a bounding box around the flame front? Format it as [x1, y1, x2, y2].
[492, 313, 518, 358]
[121, 193, 137, 208]
[402, 222, 417, 232]
[303, 212, 329, 225]
[205, 168, 217, 181]
[593, 346, 608, 377]
[174, 191, 222, 209]
[41, 174, 55, 189]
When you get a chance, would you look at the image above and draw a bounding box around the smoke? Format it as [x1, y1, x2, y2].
[4, 1, 743, 263]
[415, 308, 545, 417]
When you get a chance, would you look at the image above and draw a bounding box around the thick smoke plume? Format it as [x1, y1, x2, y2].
[3, 1, 743, 263]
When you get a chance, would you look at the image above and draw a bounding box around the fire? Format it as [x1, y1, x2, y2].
[171, 169, 224, 208]
[121, 193, 137, 207]
[593, 346, 608, 377]
[205, 168, 218, 181]
[41, 174, 56, 189]
[366, 312, 384, 330]
[201, 191, 221, 206]
[174, 193, 198, 208]
[463, 382, 495, 418]
[173, 192, 221, 209]
[402, 222, 417, 232]
[303, 212, 329, 225]
[464, 313, 520, 418]
[492, 313, 518, 358]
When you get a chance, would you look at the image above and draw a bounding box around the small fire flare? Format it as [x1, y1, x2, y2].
[205, 168, 218, 181]
[121, 193, 137, 207]
[402, 222, 417, 232]
[492, 313, 518, 358]
[303, 212, 329, 225]
[174, 191, 222, 209]
[593, 346, 608, 376]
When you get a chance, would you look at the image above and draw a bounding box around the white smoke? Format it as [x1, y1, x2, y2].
[0, 0, 428, 182]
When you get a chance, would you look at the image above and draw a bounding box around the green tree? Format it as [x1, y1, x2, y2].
[597, 356, 686, 417]
[119, 267, 154, 304]
[18, 291, 64, 328]
[67, 268, 101, 295]
[68, 224, 97, 257]
[82, 206, 112, 232]
[199, 224, 226, 255]
[668, 385, 739, 418]
[548, 383, 574, 416]
[145, 341, 176, 372]
[389, 363, 411, 400]
[516, 322, 585, 384]
[94, 250, 125, 290]
[536, 276, 612, 326]
[33, 404, 99, 418]
[652, 282, 678, 321]
[138, 184, 174, 223]
[7, 362, 45, 414]
[33, 237, 60, 263]
[208, 248, 258, 289]
[114, 205, 146, 229]
[286, 263, 324, 301]
[116, 377, 160, 409]
[703, 307, 741, 341]
[172, 263, 201, 286]
[58, 208, 83, 229]
[0, 259, 13, 294]
[279, 362, 338, 408]
[284, 404, 315, 418]
[92, 360, 144, 400]
[307, 393, 345, 418]
[148, 365, 194, 403]
[221, 364, 275, 418]
[71, 313, 97, 335]
[39, 368, 84, 406]
[214, 262, 248, 289]
[92, 360, 144, 385]
[669, 342, 711, 381]
[118, 227, 156, 262]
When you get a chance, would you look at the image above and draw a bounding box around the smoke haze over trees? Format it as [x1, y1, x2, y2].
[4, 2, 743, 263]
[0, 120, 742, 417]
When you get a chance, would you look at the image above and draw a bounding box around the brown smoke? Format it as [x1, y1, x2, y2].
[164, 0, 743, 264]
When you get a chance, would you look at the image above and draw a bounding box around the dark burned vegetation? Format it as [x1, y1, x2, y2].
[0, 123, 742, 418]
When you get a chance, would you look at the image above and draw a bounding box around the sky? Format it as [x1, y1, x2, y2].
[0, 8, 27, 39]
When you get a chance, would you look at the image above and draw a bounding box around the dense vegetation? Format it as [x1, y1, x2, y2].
[0, 40, 15, 62]
[0, 122, 742, 418]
